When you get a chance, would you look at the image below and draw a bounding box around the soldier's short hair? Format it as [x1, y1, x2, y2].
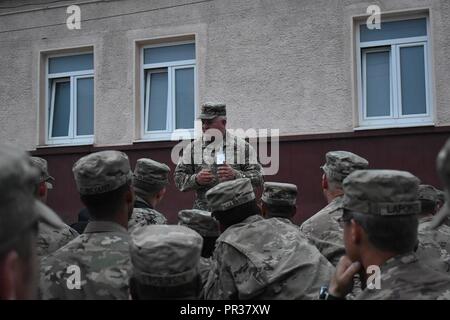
[345, 210, 418, 254]
[80, 181, 132, 219]
[212, 200, 261, 229]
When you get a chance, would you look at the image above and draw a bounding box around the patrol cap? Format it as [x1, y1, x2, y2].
[133, 158, 170, 195]
[206, 178, 255, 212]
[0, 145, 61, 253]
[130, 225, 203, 287]
[178, 209, 220, 237]
[342, 170, 421, 216]
[73, 151, 132, 195]
[418, 184, 438, 203]
[198, 103, 226, 120]
[261, 182, 298, 206]
[321, 151, 369, 183]
[30, 156, 55, 188]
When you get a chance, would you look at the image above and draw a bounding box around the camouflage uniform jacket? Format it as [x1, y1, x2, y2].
[299, 196, 345, 266]
[356, 252, 450, 300]
[128, 196, 167, 233]
[40, 221, 131, 300]
[37, 221, 79, 258]
[198, 257, 213, 299]
[174, 132, 263, 210]
[417, 216, 450, 273]
[204, 215, 334, 300]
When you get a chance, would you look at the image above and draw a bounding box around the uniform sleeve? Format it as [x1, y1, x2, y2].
[233, 140, 264, 188]
[204, 243, 239, 300]
[174, 142, 202, 192]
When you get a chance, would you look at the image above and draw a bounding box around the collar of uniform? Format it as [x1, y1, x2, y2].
[241, 214, 264, 225]
[381, 252, 418, 272]
[418, 215, 433, 225]
[84, 220, 128, 234]
[135, 195, 153, 209]
[201, 131, 230, 148]
[324, 195, 344, 215]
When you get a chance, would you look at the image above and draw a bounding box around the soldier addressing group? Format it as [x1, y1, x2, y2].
[174, 103, 263, 210]
[322, 170, 450, 300]
[30, 157, 79, 258]
[129, 158, 170, 233]
[300, 151, 369, 266]
[40, 151, 134, 300]
[204, 178, 334, 300]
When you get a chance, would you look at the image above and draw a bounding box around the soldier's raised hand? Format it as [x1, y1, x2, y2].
[217, 163, 236, 182]
[196, 169, 215, 185]
[329, 255, 361, 298]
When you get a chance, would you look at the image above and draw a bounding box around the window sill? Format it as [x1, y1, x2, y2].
[354, 122, 435, 131]
[37, 142, 94, 149]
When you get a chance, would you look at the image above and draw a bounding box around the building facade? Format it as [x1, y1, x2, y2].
[1, 0, 449, 223]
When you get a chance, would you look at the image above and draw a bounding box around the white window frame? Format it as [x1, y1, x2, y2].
[46, 52, 94, 145]
[141, 41, 197, 141]
[356, 15, 433, 130]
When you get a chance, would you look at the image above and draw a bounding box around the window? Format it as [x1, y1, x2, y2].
[47, 53, 94, 144]
[357, 17, 433, 129]
[141, 42, 196, 141]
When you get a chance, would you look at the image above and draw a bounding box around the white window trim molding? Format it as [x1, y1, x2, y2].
[356, 14, 433, 130]
[45, 52, 94, 145]
[140, 41, 197, 142]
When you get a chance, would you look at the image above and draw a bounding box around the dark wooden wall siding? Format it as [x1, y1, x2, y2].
[32, 127, 450, 226]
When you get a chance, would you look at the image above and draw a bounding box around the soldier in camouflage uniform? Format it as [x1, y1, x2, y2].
[30, 157, 79, 258]
[178, 209, 220, 295]
[300, 151, 368, 266]
[129, 225, 203, 300]
[174, 103, 263, 210]
[324, 170, 450, 300]
[204, 178, 334, 300]
[0, 145, 61, 299]
[40, 151, 134, 300]
[416, 184, 450, 273]
[260, 182, 298, 223]
[128, 158, 169, 233]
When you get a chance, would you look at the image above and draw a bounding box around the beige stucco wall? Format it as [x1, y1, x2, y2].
[0, 0, 449, 150]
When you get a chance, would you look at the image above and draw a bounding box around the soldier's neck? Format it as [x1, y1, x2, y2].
[359, 248, 397, 281]
[324, 189, 344, 204]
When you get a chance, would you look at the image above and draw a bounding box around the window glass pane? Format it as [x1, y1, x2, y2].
[146, 71, 168, 131]
[400, 46, 427, 115]
[144, 43, 195, 64]
[365, 50, 391, 117]
[49, 53, 93, 74]
[360, 18, 427, 42]
[175, 67, 195, 129]
[76, 77, 94, 135]
[51, 81, 71, 137]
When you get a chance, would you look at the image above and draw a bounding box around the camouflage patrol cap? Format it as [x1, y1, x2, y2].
[130, 225, 203, 287]
[72, 150, 132, 195]
[342, 170, 421, 216]
[321, 151, 369, 183]
[262, 182, 298, 206]
[198, 103, 226, 120]
[178, 209, 220, 237]
[206, 178, 255, 212]
[30, 157, 55, 188]
[418, 185, 438, 203]
[133, 158, 170, 194]
[0, 145, 61, 253]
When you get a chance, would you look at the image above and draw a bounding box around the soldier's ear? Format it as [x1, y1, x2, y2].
[350, 220, 363, 245]
[0, 251, 19, 300]
[322, 174, 328, 190]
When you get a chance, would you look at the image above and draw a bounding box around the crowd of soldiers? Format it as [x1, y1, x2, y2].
[1, 103, 450, 300]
